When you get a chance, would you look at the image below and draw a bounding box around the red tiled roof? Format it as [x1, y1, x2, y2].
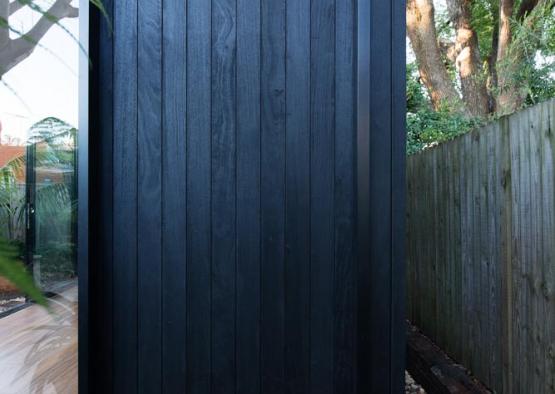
[0, 145, 25, 169]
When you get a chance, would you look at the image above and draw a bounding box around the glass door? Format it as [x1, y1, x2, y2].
[0, 0, 81, 391]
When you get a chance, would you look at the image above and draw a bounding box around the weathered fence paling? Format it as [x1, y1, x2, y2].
[407, 99, 555, 394]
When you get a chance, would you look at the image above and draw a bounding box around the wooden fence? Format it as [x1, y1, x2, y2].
[407, 99, 555, 394]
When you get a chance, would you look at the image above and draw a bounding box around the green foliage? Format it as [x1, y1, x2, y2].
[407, 107, 484, 155]
[407, 1, 555, 154]
[0, 238, 47, 306]
[0, 117, 76, 307]
[38, 241, 75, 283]
[406, 61, 484, 154]
[525, 58, 555, 106]
[470, 0, 498, 63]
[406, 62, 428, 113]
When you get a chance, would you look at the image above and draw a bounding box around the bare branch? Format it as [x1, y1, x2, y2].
[9, 0, 25, 16]
[0, 0, 9, 48]
[0, 0, 78, 78]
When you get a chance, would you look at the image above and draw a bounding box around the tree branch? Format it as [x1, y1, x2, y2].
[488, 3, 500, 111]
[0, 0, 78, 78]
[497, 0, 513, 63]
[0, 0, 9, 48]
[517, 0, 540, 20]
[438, 39, 457, 64]
[9, 0, 25, 16]
[446, 0, 491, 117]
[406, 0, 463, 112]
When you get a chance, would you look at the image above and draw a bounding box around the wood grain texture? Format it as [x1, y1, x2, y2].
[368, 0, 394, 391]
[236, 0, 261, 392]
[260, 0, 286, 392]
[334, 0, 357, 391]
[390, 0, 407, 390]
[112, 0, 138, 391]
[88, 0, 404, 391]
[186, 1, 212, 393]
[310, 0, 335, 393]
[137, 0, 163, 391]
[285, 0, 311, 392]
[211, 0, 237, 391]
[0, 287, 77, 394]
[407, 99, 555, 394]
[161, 0, 187, 391]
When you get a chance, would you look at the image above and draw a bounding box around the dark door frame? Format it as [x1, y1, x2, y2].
[78, 1, 90, 391]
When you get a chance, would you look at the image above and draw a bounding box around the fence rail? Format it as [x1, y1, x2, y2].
[407, 99, 555, 394]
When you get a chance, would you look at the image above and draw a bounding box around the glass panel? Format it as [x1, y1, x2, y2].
[0, 1, 80, 391]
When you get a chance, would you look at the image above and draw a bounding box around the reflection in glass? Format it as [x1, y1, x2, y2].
[0, 117, 78, 392]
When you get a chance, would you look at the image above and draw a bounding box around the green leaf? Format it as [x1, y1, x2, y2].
[0, 237, 47, 307]
[89, 0, 113, 32]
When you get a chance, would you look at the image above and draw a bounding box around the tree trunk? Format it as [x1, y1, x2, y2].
[446, 0, 491, 117]
[495, 0, 522, 114]
[487, 5, 500, 112]
[407, 0, 463, 112]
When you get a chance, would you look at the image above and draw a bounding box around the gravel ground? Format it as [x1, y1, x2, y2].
[405, 371, 426, 394]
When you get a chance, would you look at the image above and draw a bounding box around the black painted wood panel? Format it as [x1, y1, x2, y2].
[236, 1, 261, 393]
[87, 0, 405, 393]
[285, 0, 310, 392]
[111, 0, 138, 392]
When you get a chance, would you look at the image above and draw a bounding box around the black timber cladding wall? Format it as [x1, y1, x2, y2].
[87, 0, 405, 393]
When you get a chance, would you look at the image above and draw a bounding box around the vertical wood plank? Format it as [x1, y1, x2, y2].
[508, 110, 523, 392]
[460, 133, 472, 369]
[528, 108, 542, 394]
[236, 0, 261, 392]
[260, 0, 286, 391]
[498, 115, 513, 394]
[430, 147, 438, 341]
[539, 103, 551, 393]
[368, 0, 392, 391]
[478, 127, 488, 381]
[543, 102, 555, 393]
[536, 102, 547, 394]
[486, 124, 500, 388]
[137, 0, 163, 390]
[310, 0, 335, 392]
[186, 1, 212, 392]
[434, 146, 443, 347]
[162, 0, 187, 391]
[211, 0, 237, 392]
[452, 138, 463, 359]
[390, 0, 407, 388]
[89, 0, 114, 389]
[446, 141, 457, 357]
[112, 0, 138, 391]
[447, 141, 455, 355]
[406, 157, 415, 323]
[470, 131, 481, 375]
[284, 0, 311, 392]
[519, 110, 532, 392]
[334, 0, 357, 391]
